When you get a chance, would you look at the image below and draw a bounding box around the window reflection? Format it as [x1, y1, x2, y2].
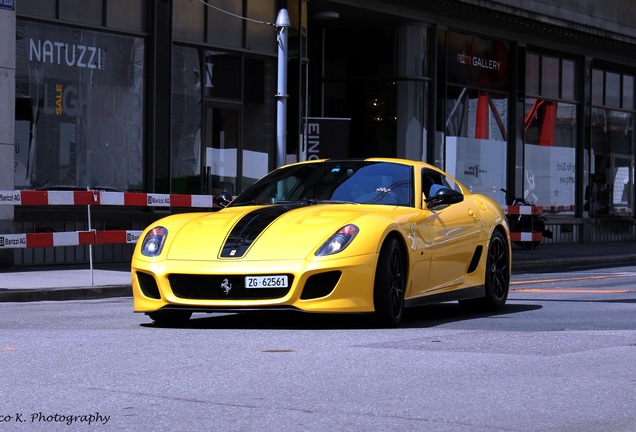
[606, 72, 621, 108]
[173, 0, 205, 41]
[61, 0, 101, 25]
[445, 87, 508, 203]
[590, 67, 635, 217]
[524, 52, 580, 215]
[541, 56, 559, 99]
[171, 46, 202, 193]
[524, 99, 577, 213]
[623, 75, 634, 110]
[15, 21, 145, 190]
[525, 53, 540, 96]
[207, 0, 243, 47]
[590, 108, 634, 216]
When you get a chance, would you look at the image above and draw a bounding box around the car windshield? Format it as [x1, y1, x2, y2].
[230, 161, 414, 207]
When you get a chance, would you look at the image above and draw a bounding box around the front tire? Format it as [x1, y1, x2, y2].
[460, 230, 510, 311]
[147, 310, 193, 325]
[373, 237, 406, 326]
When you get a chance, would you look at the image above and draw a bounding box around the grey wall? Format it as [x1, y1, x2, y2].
[477, 0, 636, 42]
[0, 5, 16, 265]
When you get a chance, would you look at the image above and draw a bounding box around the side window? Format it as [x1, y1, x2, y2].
[443, 176, 461, 192]
[422, 169, 451, 198]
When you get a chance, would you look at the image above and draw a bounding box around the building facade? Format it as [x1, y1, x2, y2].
[1, 0, 635, 266]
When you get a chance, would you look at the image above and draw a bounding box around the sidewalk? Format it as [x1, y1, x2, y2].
[0, 263, 132, 302]
[0, 242, 635, 302]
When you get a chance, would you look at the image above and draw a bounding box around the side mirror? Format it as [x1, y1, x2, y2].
[214, 192, 233, 208]
[425, 187, 464, 209]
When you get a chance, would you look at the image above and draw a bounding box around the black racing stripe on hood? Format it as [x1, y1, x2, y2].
[220, 205, 298, 258]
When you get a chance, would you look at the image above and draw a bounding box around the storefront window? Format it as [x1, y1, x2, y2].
[562, 60, 577, 100]
[624, 75, 634, 110]
[243, 57, 275, 189]
[524, 100, 577, 213]
[207, 0, 243, 48]
[445, 87, 508, 202]
[589, 68, 635, 217]
[524, 53, 580, 215]
[526, 53, 540, 96]
[106, 0, 146, 32]
[443, 32, 511, 204]
[590, 108, 634, 217]
[396, 24, 429, 161]
[317, 26, 397, 158]
[541, 56, 560, 99]
[606, 72, 621, 108]
[61, 0, 102, 26]
[246, 0, 277, 54]
[16, 0, 56, 19]
[592, 69, 604, 106]
[173, 0, 205, 42]
[15, 21, 145, 190]
[206, 106, 239, 196]
[204, 52, 241, 100]
[171, 46, 202, 193]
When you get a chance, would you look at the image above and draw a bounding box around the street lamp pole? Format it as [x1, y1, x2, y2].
[275, 8, 290, 168]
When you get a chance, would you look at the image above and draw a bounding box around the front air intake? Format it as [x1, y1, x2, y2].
[300, 271, 341, 300]
[168, 274, 294, 300]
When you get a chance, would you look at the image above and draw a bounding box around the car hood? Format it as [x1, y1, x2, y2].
[165, 204, 381, 261]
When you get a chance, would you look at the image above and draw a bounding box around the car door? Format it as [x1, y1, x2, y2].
[418, 169, 482, 292]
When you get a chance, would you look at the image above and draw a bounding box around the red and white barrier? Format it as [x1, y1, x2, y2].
[505, 205, 543, 243]
[0, 190, 218, 254]
[505, 205, 543, 216]
[0, 190, 216, 208]
[0, 230, 143, 249]
[509, 232, 543, 242]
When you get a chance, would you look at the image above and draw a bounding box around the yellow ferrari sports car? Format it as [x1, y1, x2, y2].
[132, 158, 511, 326]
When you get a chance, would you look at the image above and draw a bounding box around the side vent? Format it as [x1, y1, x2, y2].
[466, 245, 483, 273]
[136, 272, 161, 299]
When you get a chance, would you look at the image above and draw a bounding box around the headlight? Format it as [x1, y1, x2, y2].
[141, 226, 168, 257]
[315, 224, 358, 256]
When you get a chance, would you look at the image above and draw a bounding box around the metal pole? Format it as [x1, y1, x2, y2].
[275, 8, 290, 168]
[87, 189, 94, 286]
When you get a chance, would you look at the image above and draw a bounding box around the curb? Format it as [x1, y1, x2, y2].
[1, 253, 635, 303]
[0, 285, 132, 302]
[512, 254, 636, 273]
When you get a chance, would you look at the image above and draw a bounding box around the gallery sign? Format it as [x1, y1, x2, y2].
[446, 31, 510, 91]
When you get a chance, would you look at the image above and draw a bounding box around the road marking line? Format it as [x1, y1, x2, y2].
[512, 288, 636, 293]
[512, 274, 631, 285]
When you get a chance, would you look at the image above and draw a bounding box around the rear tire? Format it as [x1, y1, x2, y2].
[373, 237, 406, 327]
[147, 310, 192, 325]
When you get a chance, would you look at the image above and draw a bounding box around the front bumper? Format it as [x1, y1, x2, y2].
[132, 253, 378, 314]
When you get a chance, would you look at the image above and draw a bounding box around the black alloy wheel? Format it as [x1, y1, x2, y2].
[373, 237, 406, 326]
[485, 230, 510, 308]
[460, 230, 510, 311]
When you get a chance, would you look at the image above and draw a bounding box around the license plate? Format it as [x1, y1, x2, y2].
[245, 275, 288, 289]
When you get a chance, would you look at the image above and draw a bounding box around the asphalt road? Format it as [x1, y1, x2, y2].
[1, 265, 636, 431]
